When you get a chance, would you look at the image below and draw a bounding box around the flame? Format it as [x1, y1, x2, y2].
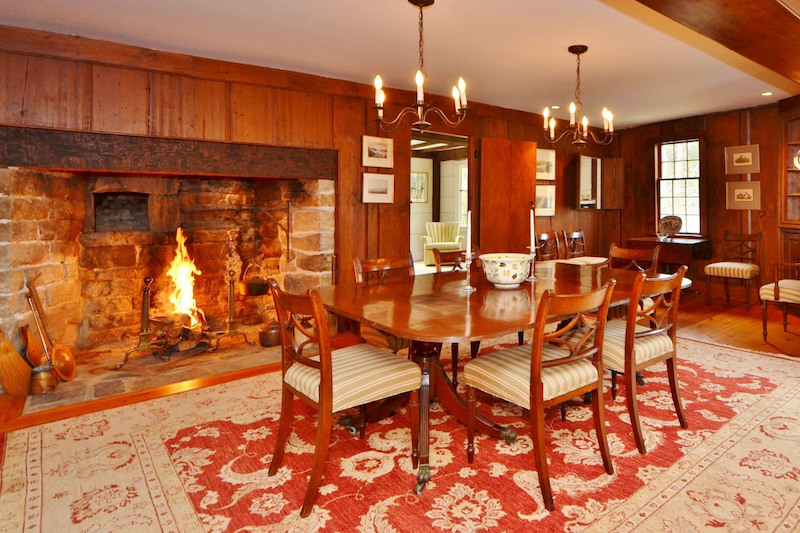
[166, 227, 205, 327]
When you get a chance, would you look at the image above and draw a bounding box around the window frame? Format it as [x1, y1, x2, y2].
[654, 137, 707, 236]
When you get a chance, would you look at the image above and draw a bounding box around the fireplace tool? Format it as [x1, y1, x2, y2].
[209, 270, 255, 351]
[113, 277, 168, 370]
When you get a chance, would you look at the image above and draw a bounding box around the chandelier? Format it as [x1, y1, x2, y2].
[542, 45, 614, 147]
[373, 0, 467, 132]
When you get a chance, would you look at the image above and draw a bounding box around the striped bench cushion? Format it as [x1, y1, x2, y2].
[759, 279, 800, 303]
[704, 261, 759, 279]
[602, 320, 675, 372]
[284, 343, 421, 413]
[463, 344, 597, 409]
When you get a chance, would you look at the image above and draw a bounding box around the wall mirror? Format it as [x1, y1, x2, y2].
[578, 155, 601, 209]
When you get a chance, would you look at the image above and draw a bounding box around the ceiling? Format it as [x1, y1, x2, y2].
[1, 0, 799, 129]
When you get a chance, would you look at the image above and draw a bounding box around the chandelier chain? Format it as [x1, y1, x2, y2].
[418, 6, 424, 72]
[574, 53, 582, 109]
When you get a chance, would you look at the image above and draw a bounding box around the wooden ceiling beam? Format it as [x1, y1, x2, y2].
[635, 0, 800, 84]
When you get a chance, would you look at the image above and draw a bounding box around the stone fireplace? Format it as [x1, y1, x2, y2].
[0, 166, 334, 357]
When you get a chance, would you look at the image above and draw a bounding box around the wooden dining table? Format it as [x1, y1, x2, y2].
[315, 260, 648, 492]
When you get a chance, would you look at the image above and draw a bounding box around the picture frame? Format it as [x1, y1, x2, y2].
[725, 181, 761, 210]
[410, 171, 428, 203]
[362, 135, 394, 168]
[536, 148, 556, 180]
[535, 185, 556, 216]
[724, 144, 760, 174]
[362, 172, 394, 204]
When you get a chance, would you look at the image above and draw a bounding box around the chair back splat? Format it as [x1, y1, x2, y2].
[353, 252, 415, 283]
[463, 280, 617, 511]
[562, 229, 587, 258]
[536, 232, 562, 261]
[267, 278, 422, 517]
[608, 243, 660, 273]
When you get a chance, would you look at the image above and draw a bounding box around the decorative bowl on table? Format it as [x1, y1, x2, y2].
[478, 253, 532, 289]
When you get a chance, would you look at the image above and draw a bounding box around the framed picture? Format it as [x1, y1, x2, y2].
[536, 149, 556, 180]
[362, 172, 394, 203]
[362, 135, 394, 168]
[726, 181, 761, 210]
[724, 144, 760, 174]
[535, 185, 556, 216]
[410, 172, 428, 203]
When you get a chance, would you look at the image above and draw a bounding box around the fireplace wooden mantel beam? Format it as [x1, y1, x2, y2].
[0, 125, 338, 180]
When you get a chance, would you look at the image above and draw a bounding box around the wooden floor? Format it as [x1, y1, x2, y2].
[1, 291, 797, 434]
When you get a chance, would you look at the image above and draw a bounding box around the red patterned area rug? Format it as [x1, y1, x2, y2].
[1, 338, 799, 532]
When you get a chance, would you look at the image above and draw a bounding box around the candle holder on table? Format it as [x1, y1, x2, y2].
[460, 257, 477, 294]
[526, 248, 538, 282]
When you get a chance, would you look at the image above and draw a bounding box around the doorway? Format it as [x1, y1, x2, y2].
[410, 132, 469, 265]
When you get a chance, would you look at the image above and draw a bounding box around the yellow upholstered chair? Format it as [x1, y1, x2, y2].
[463, 281, 616, 511]
[760, 262, 800, 341]
[602, 266, 688, 454]
[267, 278, 421, 517]
[421, 221, 464, 266]
[704, 232, 761, 310]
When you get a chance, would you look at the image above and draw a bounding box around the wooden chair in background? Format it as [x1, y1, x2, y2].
[704, 232, 761, 310]
[536, 232, 562, 261]
[266, 279, 422, 517]
[601, 266, 689, 454]
[463, 281, 617, 511]
[759, 261, 800, 341]
[561, 229, 608, 265]
[607, 243, 660, 273]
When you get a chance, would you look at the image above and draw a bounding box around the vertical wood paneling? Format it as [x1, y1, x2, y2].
[91, 65, 149, 134]
[480, 137, 513, 253]
[380, 127, 411, 259]
[333, 95, 368, 284]
[0, 52, 28, 124]
[275, 90, 333, 148]
[14, 55, 90, 129]
[230, 84, 275, 144]
[152, 74, 228, 139]
[511, 140, 537, 252]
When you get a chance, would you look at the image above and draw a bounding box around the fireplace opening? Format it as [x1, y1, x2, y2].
[94, 192, 149, 232]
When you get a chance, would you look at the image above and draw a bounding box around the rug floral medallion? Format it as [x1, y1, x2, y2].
[1, 338, 800, 532]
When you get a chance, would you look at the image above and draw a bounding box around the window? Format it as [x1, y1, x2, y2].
[657, 139, 700, 234]
[459, 163, 469, 227]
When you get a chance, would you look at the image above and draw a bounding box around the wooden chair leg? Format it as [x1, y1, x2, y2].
[470, 340, 480, 359]
[517, 331, 524, 345]
[531, 404, 554, 511]
[408, 388, 420, 469]
[745, 279, 751, 310]
[301, 410, 333, 517]
[466, 386, 476, 463]
[723, 278, 730, 303]
[666, 356, 688, 429]
[784, 304, 789, 331]
[625, 372, 646, 454]
[611, 370, 618, 399]
[706, 275, 711, 305]
[762, 301, 769, 341]
[269, 387, 294, 475]
[451, 343, 459, 384]
[591, 382, 614, 475]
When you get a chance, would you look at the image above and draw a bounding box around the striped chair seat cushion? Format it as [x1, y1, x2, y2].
[463, 344, 597, 409]
[602, 320, 675, 372]
[704, 261, 759, 279]
[759, 279, 800, 303]
[285, 343, 421, 413]
[606, 297, 655, 320]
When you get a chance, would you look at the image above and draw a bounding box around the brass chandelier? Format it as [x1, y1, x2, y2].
[543, 45, 615, 147]
[373, 0, 468, 132]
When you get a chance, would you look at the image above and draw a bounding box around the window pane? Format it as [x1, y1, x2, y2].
[662, 144, 674, 161]
[675, 161, 687, 179]
[688, 160, 700, 178]
[685, 215, 700, 234]
[660, 180, 672, 197]
[686, 178, 700, 196]
[662, 161, 674, 179]
[687, 141, 699, 159]
[660, 198, 672, 214]
[675, 142, 687, 161]
[672, 179, 686, 197]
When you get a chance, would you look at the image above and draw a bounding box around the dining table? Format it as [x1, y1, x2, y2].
[315, 260, 653, 492]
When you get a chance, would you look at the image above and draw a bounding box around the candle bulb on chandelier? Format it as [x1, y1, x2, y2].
[452, 87, 461, 113]
[458, 77, 467, 109]
[543, 107, 550, 130]
[374, 75, 383, 105]
[569, 102, 576, 126]
[582, 116, 589, 137]
[415, 70, 425, 103]
[377, 91, 385, 119]
[549, 117, 556, 140]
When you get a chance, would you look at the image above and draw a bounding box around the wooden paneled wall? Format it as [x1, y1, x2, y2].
[617, 105, 782, 281]
[1, 25, 619, 284]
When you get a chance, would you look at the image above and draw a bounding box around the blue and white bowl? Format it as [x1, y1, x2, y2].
[479, 253, 532, 289]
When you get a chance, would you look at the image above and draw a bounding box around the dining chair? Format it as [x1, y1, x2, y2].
[704, 232, 761, 310]
[601, 265, 688, 454]
[561, 229, 608, 265]
[463, 280, 617, 511]
[536, 232, 562, 261]
[607, 243, 660, 273]
[353, 253, 415, 353]
[266, 278, 422, 517]
[433, 248, 482, 385]
[759, 261, 800, 341]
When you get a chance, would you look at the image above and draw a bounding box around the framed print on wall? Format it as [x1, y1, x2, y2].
[536, 149, 556, 180]
[724, 144, 760, 174]
[535, 185, 556, 216]
[726, 181, 761, 210]
[362, 135, 394, 168]
[362, 173, 395, 203]
[410, 172, 428, 203]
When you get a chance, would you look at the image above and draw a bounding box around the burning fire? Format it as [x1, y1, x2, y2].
[166, 227, 206, 327]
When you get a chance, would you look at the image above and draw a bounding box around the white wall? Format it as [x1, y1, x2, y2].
[410, 157, 433, 261]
